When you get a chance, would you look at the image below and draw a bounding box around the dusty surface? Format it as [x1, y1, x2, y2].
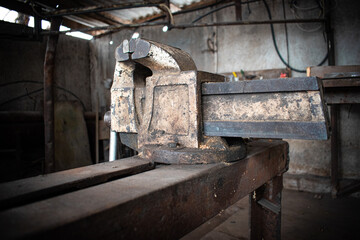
[183, 189, 360, 240]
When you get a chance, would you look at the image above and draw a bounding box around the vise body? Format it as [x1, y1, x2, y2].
[108, 38, 329, 164]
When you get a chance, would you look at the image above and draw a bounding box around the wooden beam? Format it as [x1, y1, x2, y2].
[43, 18, 61, 174]
[322, 78, 360, 88]
[250, 175, 283, 240]
[0, 141, 288, 239]
[324, 88, 360, 104]
[0, 157, 153, 210]
[235, 0, 242, 21]
[307, 65, 360, 78]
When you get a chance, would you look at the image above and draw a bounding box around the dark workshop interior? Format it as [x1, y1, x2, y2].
[0, 0, 359, 239]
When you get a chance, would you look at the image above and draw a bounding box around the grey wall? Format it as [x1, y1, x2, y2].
[0, 34, 92, 112]
[90, 0, 360, 192]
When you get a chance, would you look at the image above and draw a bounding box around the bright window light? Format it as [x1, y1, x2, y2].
[60, 25, 93, 40]
[28, 17, 51, 30]
[65, 31, 93, 40]
[0, 7, 19, 23]
[0, 7, 93, 41]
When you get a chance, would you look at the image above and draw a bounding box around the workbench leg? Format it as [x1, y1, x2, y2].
[250, 175, 283, 240]
[330, 105, 339, 198]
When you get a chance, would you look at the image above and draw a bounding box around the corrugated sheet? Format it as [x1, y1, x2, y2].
[75, 0, 204, 22]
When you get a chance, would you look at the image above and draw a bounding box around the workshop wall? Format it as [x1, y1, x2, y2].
[90, 0, 360, 193]
[0, 34, 92, 181]
[0, 34, 92, 112]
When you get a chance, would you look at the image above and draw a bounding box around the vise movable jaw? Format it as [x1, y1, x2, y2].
[109, 38, 246, 164]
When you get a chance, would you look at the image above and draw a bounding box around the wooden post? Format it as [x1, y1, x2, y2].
[235, 0, 242, 21]
[43, 18, 61, 173]
[250, 175, 283, 240]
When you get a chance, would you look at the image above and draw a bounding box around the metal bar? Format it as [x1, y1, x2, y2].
[204, 121, 328, 140]
[43, 18, 61, 174]
[95, 95, 99, 164]
[0, 141, 288, 240]
[0, 157, 153, 211]
[109, 130, 118, 161]
[330, 105, 339, 198]
[202, 78, 329, 140]
[41, 18, 326, 35]
[250, 175, 283, 240]
[202, 77, 320, 95]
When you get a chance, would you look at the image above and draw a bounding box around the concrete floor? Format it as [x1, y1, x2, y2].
[182, 189, 360, 240]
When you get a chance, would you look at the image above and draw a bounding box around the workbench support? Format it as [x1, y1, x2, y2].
[330, 105, 339, 198]
[250, 175, 283, 240]
[0, 141, 288, 239]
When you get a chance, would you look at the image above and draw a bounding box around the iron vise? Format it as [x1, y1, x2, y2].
[107, 38, 329, 164]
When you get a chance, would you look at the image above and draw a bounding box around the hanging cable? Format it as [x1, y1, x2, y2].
[290, 1, 323, 33]
[192, 0, 261, 24]
[0, 81, 86, 110]
[282, 0, 290, 64]
[0, 88, 43, 108]
[262, 0, 328, 73]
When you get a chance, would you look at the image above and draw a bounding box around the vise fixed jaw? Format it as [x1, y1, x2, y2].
[109, 38, 245, 164]
[108, 38, 329, 164]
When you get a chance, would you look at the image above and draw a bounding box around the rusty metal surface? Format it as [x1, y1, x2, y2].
[119, 132, 138, 150]
[111, 38, 202, 154]
[43, 18, 61, 174]
[109, 39, 329, 164]
[138, 70, 200, 149]
[204, 121, 328, 140]
[250, 175, 283, 240]
[324, 88, 360, 104]
[197, 71, 225, 83]
[0, 141, 288, 240]
[202, 77, 321, 95]
[142, 137, 246, 164]
[322, 78, 360, 88]
[0, 156, 153, 211]
[321, 73, 360, 104]
[203, 93, 329, 140]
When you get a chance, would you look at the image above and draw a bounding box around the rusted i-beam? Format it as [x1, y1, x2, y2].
[43, 18, 61, 174]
